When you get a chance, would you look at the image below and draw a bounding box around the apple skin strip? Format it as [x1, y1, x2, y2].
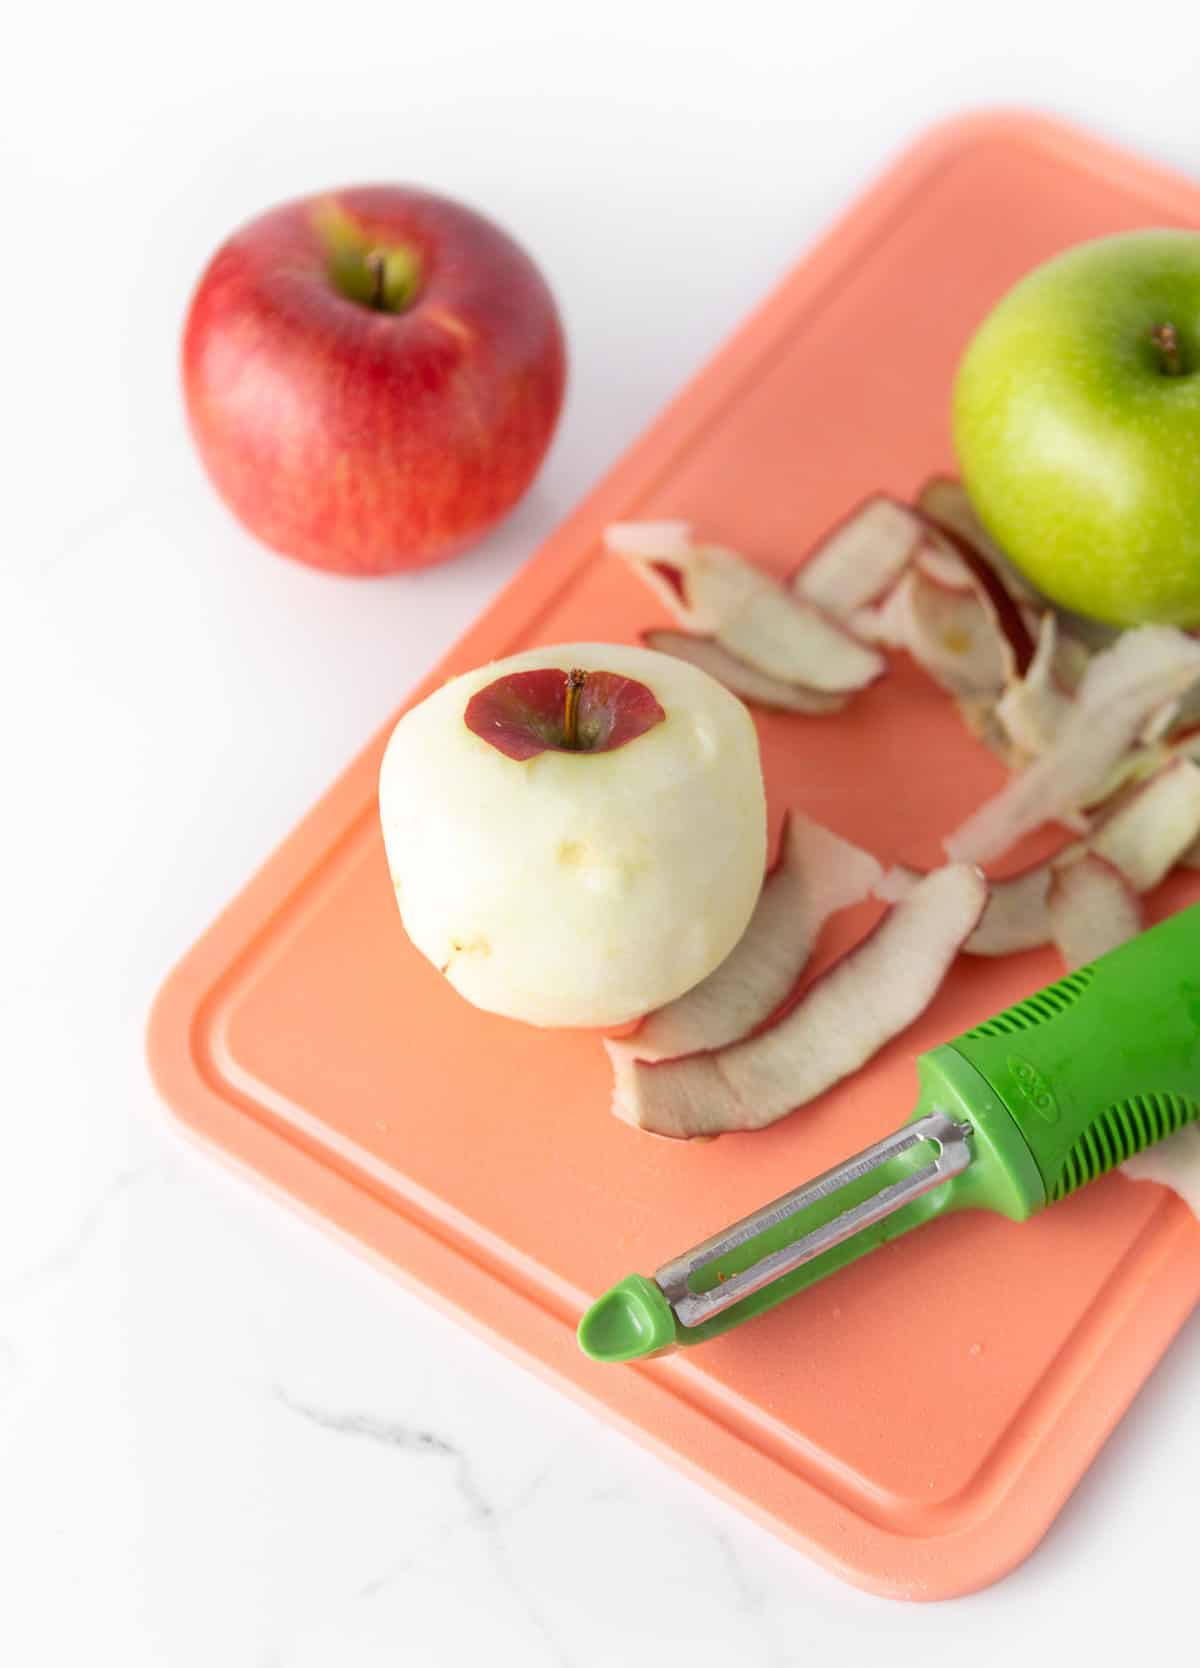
[879, 852, 1078, 957]
[603, 519, 693, 561]
[867, 567, 1009, 697]
[606, 523, 884, 694]
[945, 626, 1200, 865]
[640, 630, 846, 714]
[790, 495, 923, 617]
[1047, 852, 1142, 973]
[608, 813, 882, 1079]
[614, 864, 986, 1140]
[967, 858, 1067, 956]
[1089, 757, 1200, 892]
[915, 476, 1041, 609]
[887, 758, 1200, 960]
[993, 613, 1074, 757]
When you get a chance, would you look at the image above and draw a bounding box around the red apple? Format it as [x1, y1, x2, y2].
[181, 185, 567, 575]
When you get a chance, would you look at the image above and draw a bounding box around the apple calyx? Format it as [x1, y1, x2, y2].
[464, 666, 666, 761]
[1151, 321, 1185, 376]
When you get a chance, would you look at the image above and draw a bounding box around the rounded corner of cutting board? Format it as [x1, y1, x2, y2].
[145, 933, 229, 1149]
[144, 112, 1200, 1601]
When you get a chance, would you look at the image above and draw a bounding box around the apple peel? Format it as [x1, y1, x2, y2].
[945, 626, 1200, 865]
[915, 543, 975, 591]
[994, 613, 1074, 758]
[882, 568, 1010, 697]
[915, 477, 1041, 608]
[880, 850, 1076, 957]
[968, 857, 1070, 956]
[914, 759, 1200, 959]
[607, 524, 885, 693]
[603, 519, 693, 560]
[613, 863, 987, 1139]
[608, 813, 882, 1080]
[640, 630, 846, 714]
[1047, 851, 1142, 973]
[1089, 757, 1200, 892]
[791, 496, 923, 617]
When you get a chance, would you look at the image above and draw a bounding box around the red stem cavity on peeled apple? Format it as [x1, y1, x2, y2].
[464, 667, 666, 761]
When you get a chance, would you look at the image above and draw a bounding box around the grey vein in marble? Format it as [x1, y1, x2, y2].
[271, 1386, 456, 1457]
[272, 1384, 573, 1667]
[714, 1526, 794, 1668]
[1, 1163, 159, 1297]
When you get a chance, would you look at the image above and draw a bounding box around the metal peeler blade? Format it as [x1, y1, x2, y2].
[655, 1110, 973, 1329]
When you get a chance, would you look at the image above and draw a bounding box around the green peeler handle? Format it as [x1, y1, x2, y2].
[933, 899, 1200, 1214]
[577, 903, 1200, 1362]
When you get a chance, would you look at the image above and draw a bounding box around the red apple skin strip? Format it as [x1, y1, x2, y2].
[915, 477, 1040, 606]
[1079, 741, 1169, 812]
[640, 630, 846, 714]
[881, 852, 1077, 957]
[790, 496, 923, 616]
[944, 626, 1200, 865]
[1051, 629, 1093, 695]
[608, 813, 882, 1078]
[916, 517, 1036, 679]
[1168, 680, 1200, 736]
[1088, 757, 1200, 892]
[967, 859, 1061, 956]
[873, 863, 920, 904]
[956, 692, 1024, 768]
[613, 864, 987, 1140]
[994, 613, 1073, 758]
[607, 528, 885, 694]
[915, 543, 975, 591]
[604, 519, 692, 560]
[714, 581, 885, 694]
[888, 568, 1010, 697]
[915, 762, 1200, 959]
[1047, 852, 1142, 973]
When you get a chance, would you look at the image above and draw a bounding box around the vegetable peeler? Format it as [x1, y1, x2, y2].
[578, 901, 1200, 1363]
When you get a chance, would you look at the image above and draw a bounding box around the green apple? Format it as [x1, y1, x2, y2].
[953, 230, 1200, 627]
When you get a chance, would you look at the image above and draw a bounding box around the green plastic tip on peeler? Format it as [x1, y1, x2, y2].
[578, 901, 1200, 1365]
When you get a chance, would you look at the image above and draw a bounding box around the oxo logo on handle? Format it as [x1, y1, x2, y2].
[1007, 1054, 1060, 1124]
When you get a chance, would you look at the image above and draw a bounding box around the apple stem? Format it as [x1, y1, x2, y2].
[365, 250, 387, 310]
[1151, 322, 1184, 376]
[563, 669, 587, 749]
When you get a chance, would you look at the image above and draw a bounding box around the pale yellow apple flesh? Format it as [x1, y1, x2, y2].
[378, 642, 768, 1028]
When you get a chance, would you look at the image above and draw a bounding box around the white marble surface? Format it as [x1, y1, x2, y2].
[7, 6, 1200, 1661]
